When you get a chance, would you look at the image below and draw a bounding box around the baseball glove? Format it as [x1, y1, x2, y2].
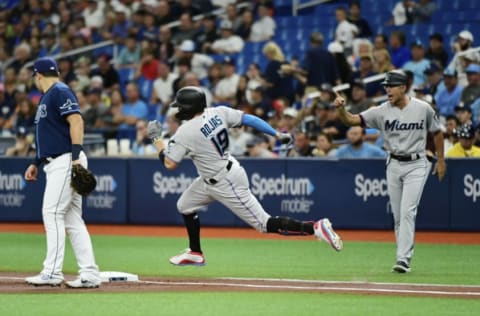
[71, 164, 97, 196]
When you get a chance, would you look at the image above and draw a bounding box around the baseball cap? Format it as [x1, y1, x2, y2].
[465, 63, 480, 74]
[424, 63, 441, 75]
[454, 103, 472, 112]
[32, 57, 59, 76]
[455, 124, 475, 139]
[410, 39, 424, 48]
[381, 70, 408, 86]
[443, 68, 457, 77]
[283, 107, 298, 118]
[327, 41, 343, 54]
[180, 40, 195, 52]
[16, 126, 28, 137]
[413, 86, 430, 94]
[351, 78, 366, 89]
[458, 30, 474, 42]
[220, 20, 233, 30]
[429, 33, 443, 42]
[222, 56, 236, 66]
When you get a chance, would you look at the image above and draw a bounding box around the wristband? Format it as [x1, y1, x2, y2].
[72, 144, 83, 160]
[158, 150, 166, 163]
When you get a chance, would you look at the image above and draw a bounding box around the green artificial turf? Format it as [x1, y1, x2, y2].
[1, 232, 479, 285]
[0, 292, 478, 316]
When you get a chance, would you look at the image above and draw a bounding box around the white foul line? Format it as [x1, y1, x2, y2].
[137, 280, 480, 297]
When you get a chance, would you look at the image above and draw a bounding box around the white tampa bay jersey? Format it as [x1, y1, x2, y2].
[360, 97, 442, 155]
[165, 106, 243, 178]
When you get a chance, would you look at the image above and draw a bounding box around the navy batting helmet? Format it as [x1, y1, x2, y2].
[171, 86, 207, 120]
[381, 70, 409, 87]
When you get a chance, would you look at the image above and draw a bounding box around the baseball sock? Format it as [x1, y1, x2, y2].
[183, 213, 202, 253]
[266, 216, 314, 235]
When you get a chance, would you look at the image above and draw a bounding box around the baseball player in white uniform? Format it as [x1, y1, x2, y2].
[334, 70, 446, 273]
[24, 57, 101, 287]
[147, 86, 343, 266]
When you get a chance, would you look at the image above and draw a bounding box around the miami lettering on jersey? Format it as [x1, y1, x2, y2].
[384, 119, 424, 131]
[200, 115, 223, 137]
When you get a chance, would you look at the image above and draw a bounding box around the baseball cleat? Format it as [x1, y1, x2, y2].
[314, 218, 343, 252]
[65, 278, 100, 288]
[25, 273, 63, 286]
[392, 261, 411, 273]
[169, 249, 206, 266]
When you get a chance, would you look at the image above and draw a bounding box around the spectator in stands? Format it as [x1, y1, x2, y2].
[346, 79, 375, 114]
[373, 48, 395, 74]
[312, 132, 338, 158]
[409, 0, 435, 24]
[336, 126, 387, 158]
[179, 72, 213, 108]
[38, 32, 60, 57]
[138, 11, 158, 43]
[389, 30, 411, 68]
[250, 3, 276, 42]
[161, 107, 182, 145]
[214, 56, 240, 104]
[83, 0, 105, 30]
[172, 57, 192, 94]
[386, 0, 412, 26]
[461, 64, 480, 105]
[446, 124, 480, 157]
[328, 41, 352, 84]
[95, 89, 123, 130]
[352, 53, 382, 97]
[229, 126, 254, 157]
[111, 6, 130, 40]
[223, 3, 242, 31]
[151, 60, 178, 107]
[89, 54, 120, 92]
[434, 69, 463, 117]
[195, 14, 219, 54]
[177, 0, 201, 16]
[249, 86, 272, 120]
[85, 88, 108, 131]
[134, 46, 160, 81]
[348, 1, 372, 39]
[171, 13, 198, 45]
[246, 136, 277, 158]
[443, 115, 459, 154]
[402, 40, 430, 86]
[287, 32, 339, 93]
[155, 0, 179, 25]
[178, 40, 214, 83]
[423, 62, 443, 96]
[291, 130, 315, 157]
[455, 103, 474, 126]
[426, 33, 448, 69]
[334, 7, 358, 57]
[157, 26, 175, 64]
[211, 20, 245, 54]
[4, 126, 34, 157]
[374, 34, 389, 51]
[58, 57, 77, 88]
[448, 31, 480, 84]
[131, 119, 157, 155]
[12, 98, 36, 133]
[116, 34, 141, 69]
[9, 42, 32, 73]
[118, 83, 148, 129]
[262, 41, 295, 103]
[236, 8, 254, 41]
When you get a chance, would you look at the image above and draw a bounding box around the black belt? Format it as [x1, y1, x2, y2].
[390, 153, 421, 162]
[41, 153, 64, 164]
[204, 160, 233, 185]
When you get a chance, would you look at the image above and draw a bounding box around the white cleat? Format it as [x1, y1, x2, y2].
[65, 278, 100, 288]
[25, 274, 63, 286]
[314, 218, 343, 252]
[169, 249, 206, 266]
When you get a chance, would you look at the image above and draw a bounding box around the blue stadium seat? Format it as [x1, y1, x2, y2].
[136, 76, 154, 102]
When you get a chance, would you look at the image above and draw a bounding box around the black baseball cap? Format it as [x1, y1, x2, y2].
[381, 70, 408, 86]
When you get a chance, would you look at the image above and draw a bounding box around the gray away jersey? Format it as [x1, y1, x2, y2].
[360, 97, 442, 155]
[165, 106, 243, 178]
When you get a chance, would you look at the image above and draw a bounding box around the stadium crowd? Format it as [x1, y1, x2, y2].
[0, 0, 479, 158]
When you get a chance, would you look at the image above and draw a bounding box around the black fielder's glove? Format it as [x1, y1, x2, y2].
[71, 164, 97, 196]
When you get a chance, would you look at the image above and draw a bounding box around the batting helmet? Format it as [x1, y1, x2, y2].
[381, 70, 408, 87]
[171, 86, 207, 120]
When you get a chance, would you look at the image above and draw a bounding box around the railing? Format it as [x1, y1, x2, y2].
[292, 0, 335, 16]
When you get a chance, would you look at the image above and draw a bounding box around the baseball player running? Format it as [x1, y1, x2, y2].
[334, 70, 446, 273]
[24, 57, 101, 287]
[148, 86, 342, 266]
